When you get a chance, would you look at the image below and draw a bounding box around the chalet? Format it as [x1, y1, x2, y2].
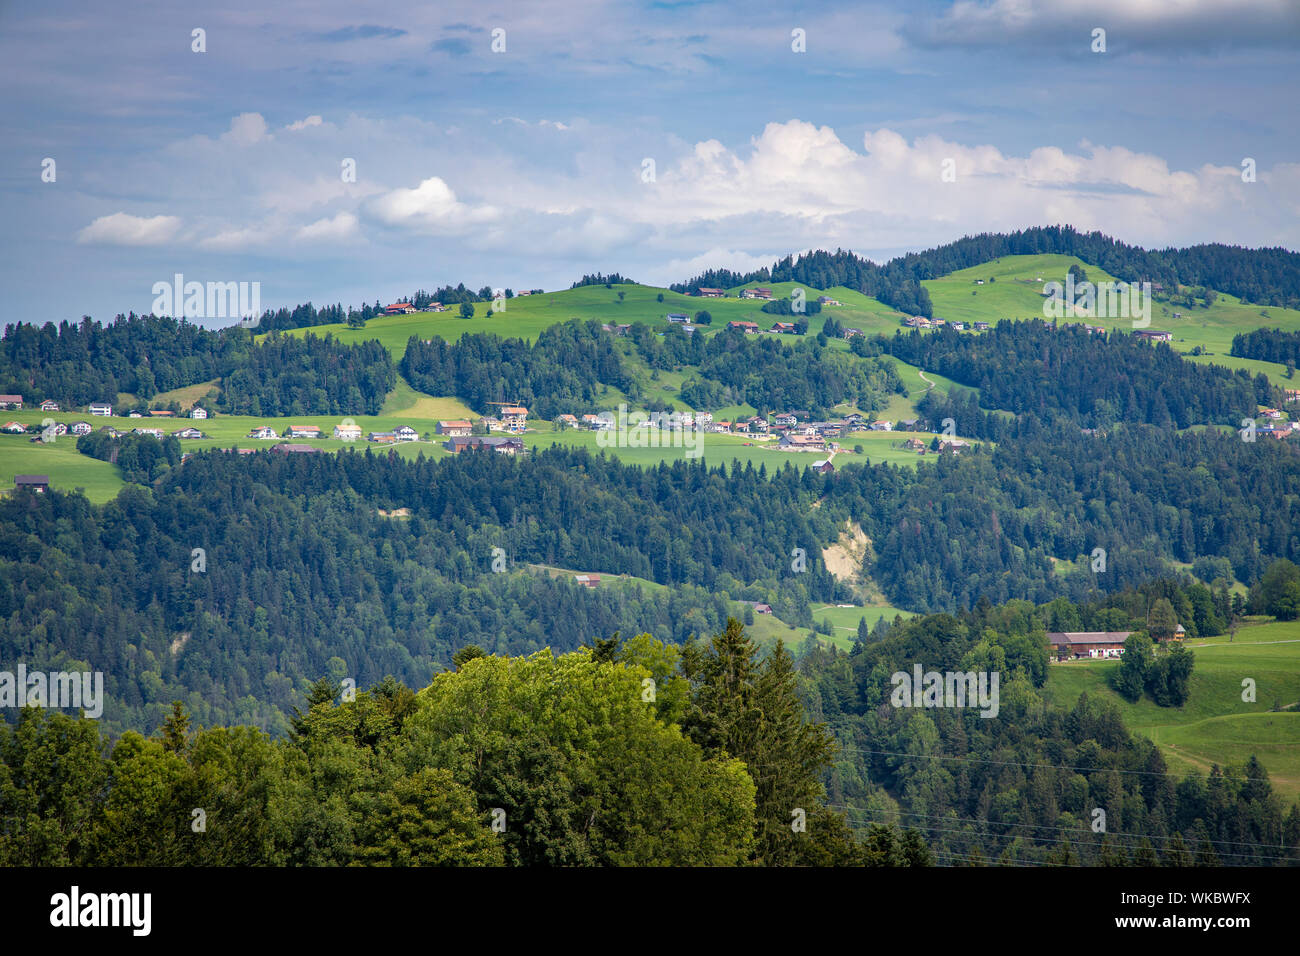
[727, 321, 760, 334]
[384, 302, 416, 315]
[555, 414, 579, 429]
[248, 425, 278, 440]
[898, 419, 919, 430]
[938, 439, 970, 453]
[779, 434, 824, 451]
[581, 414, 613, 431]
[333, 423, 362, 441]
[444, 436, 525, 456]
[742, 417, 769, 434]
[393, 425, 419, 441]
[190, 407, 208, 419]
[666, 313, 690, 323]
[438, 420, 473, 437]
[574, 574, 601, 588]
[748, 288, 775, 300]
[818, 296, 841, 307]
[368, 431, 398, 444]
[48, 422, 68, 437]
[811, 459, 834, 474]
[870, 421, 893, 432]
[2, 422, 25, 434]
[13, 474, 49, 493]
[743, 601, 774, 615]
[1046, 631, 1132, 660]
[903, 438, 926, 451]
[88, 402, 113, 416]
[132, 427, 164, 438]
[812, 422, 844, 438]
[284, 425, 322, 439]
[429, 303, 449, 313]
[1134, 330, 1172, 343]
[1262, 408, 1283, 420]
[39, 399, 59, 412]
[771, 322, 796, 334]
[171, 427, 205, 440]
[696, 287, 725, 298]
[272, 443, 319, 454]
[70, 421, 93, 436]
[772, 413, 798, 427]
[0, 395, 22, 409]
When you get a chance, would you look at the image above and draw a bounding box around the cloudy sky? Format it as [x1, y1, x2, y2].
[2, 0, 1298, 325]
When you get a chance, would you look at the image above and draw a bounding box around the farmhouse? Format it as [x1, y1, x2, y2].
[368, 432, 398, 444]
[581, 414, 612, 431]
[438, 420, 473, 436]
[393, 425, 418, 441]
[88, 402, 113, 416]
[1134, 329, 1172, 342]
[1046, 631, 1132, 660]
[818, 296, 842, 306]
[666, 312, 690, 323]
[13, 474, 49, 493]
[333, 423, 362, 441]
[743, 601, 773, 615]
[2, 421, 26, 434]
[248, 425, 278, 440]
[870, 421, 893, 432]
[696, 287, 725, 298]
[190, 407, 208, 419]
[843, 327, 863, 337]
[284, 425, 322, 439]
[171, 427, 205, 439]
[771, 322, 796, 334]
[727, 321, 760, 334]
[39, 399, 59, 412]
[903, 438, 926, 451]
[384, 302, 416, 315]
[772, 413, 798, 427]
[811, 459, 834, 474]
[779, 434, 824, 451]
[444, 436, 525, 455]
[739, 287, 773, 300]
[132, 427, 164, 438]
[429, 303, 448, 313]
[574, 574, 601, 588]
[0, 395, 22, 409]
[741, 417, 769, 434]
[70, 421, 93, 436]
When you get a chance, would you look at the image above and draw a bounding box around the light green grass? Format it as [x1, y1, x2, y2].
[0, 438, 126, 503]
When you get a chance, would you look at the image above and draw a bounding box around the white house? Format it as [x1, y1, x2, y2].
[394, 425, 418, 441]
[190, 407, 208, 420]
[88, 402, 113, 417]
[248, 425, 278, 440]
[70, 421, 93, 436]
[333, 423, 362, 441]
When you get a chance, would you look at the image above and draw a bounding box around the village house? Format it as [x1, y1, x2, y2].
[870, 421, 893, 432]
[333, 423, 362, 441]
[974, 322, 991, 332]
[581, 413, 613, 431]
[771, 322, 796, 334]
[818, 296, 842, 307]
[39, 399, 59, 412]
[1285, 389, 1300, 404]
[0, 395, 23, 410]
[779, 433, 825, 451]
[394, 425, 419, 441]
[772, 413, 798, 427]
[284, 425, 322, 439]
[248, 425, 278, 440]
[13, 474, 49, 493]
[707, 421, 732, 434]
[810, 459, 834, 474]
[438, 420, 473, 436]
[554, 414, 579, 429]
[368, 431, 398, 444]
[741, 416, 769, 434]
[743, 601, 774, 615]
[70, 421, 93, 436]
[132, 427, 165, 438]
[1134, 329, 1173, 343]
[444, 436, 525, 455]
[695, 412, 714, 425]
[500, 406, 529, 432]
[574, 574, 601, 588]
[843, 327, 863, 338]
[384, 302, 416, 315]
[951, 322, 966, 331]
[171, 427, 205, 440]
[666, 312, 690, 323]
[903, 438, 926, 451]
[88, 402, 113, 416]
[429, 303, 448, 313]
[696, 287, 726, 298]
[938, 439, 970, 454]
[738, 287, 773, 300]
[1047, 631, 1132, 660]
[727, 320, 760, 334]
[2, 421, 26, 434]
[190, 407, 208, 419]
[481, 416, 505, 432]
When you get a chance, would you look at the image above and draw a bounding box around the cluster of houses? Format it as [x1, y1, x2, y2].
[0, 396, 212, 421]
[689, 288, 842, 307]
[902, 316, 991, 332]
[384, 301, 454, 315]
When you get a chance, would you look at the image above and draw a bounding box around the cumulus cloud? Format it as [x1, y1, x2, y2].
[77, 212, 182, 246]
[223, 113, 269, 146]
[367, 176, 499, 231]
[285, 115, 323, 132]
[296, 211, 359, 241]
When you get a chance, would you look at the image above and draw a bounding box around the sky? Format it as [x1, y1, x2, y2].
[2, 0, 1298, 326]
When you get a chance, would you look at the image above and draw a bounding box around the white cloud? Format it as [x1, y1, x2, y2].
[296, 211, 359, 241]
[223, 112, 269, 146]
[367, 176, 499, 231]
[77, 212, 182, 246]
[286, 114, 323, 132]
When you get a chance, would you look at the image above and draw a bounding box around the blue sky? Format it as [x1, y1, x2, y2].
[2, 0, 1298, 326]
